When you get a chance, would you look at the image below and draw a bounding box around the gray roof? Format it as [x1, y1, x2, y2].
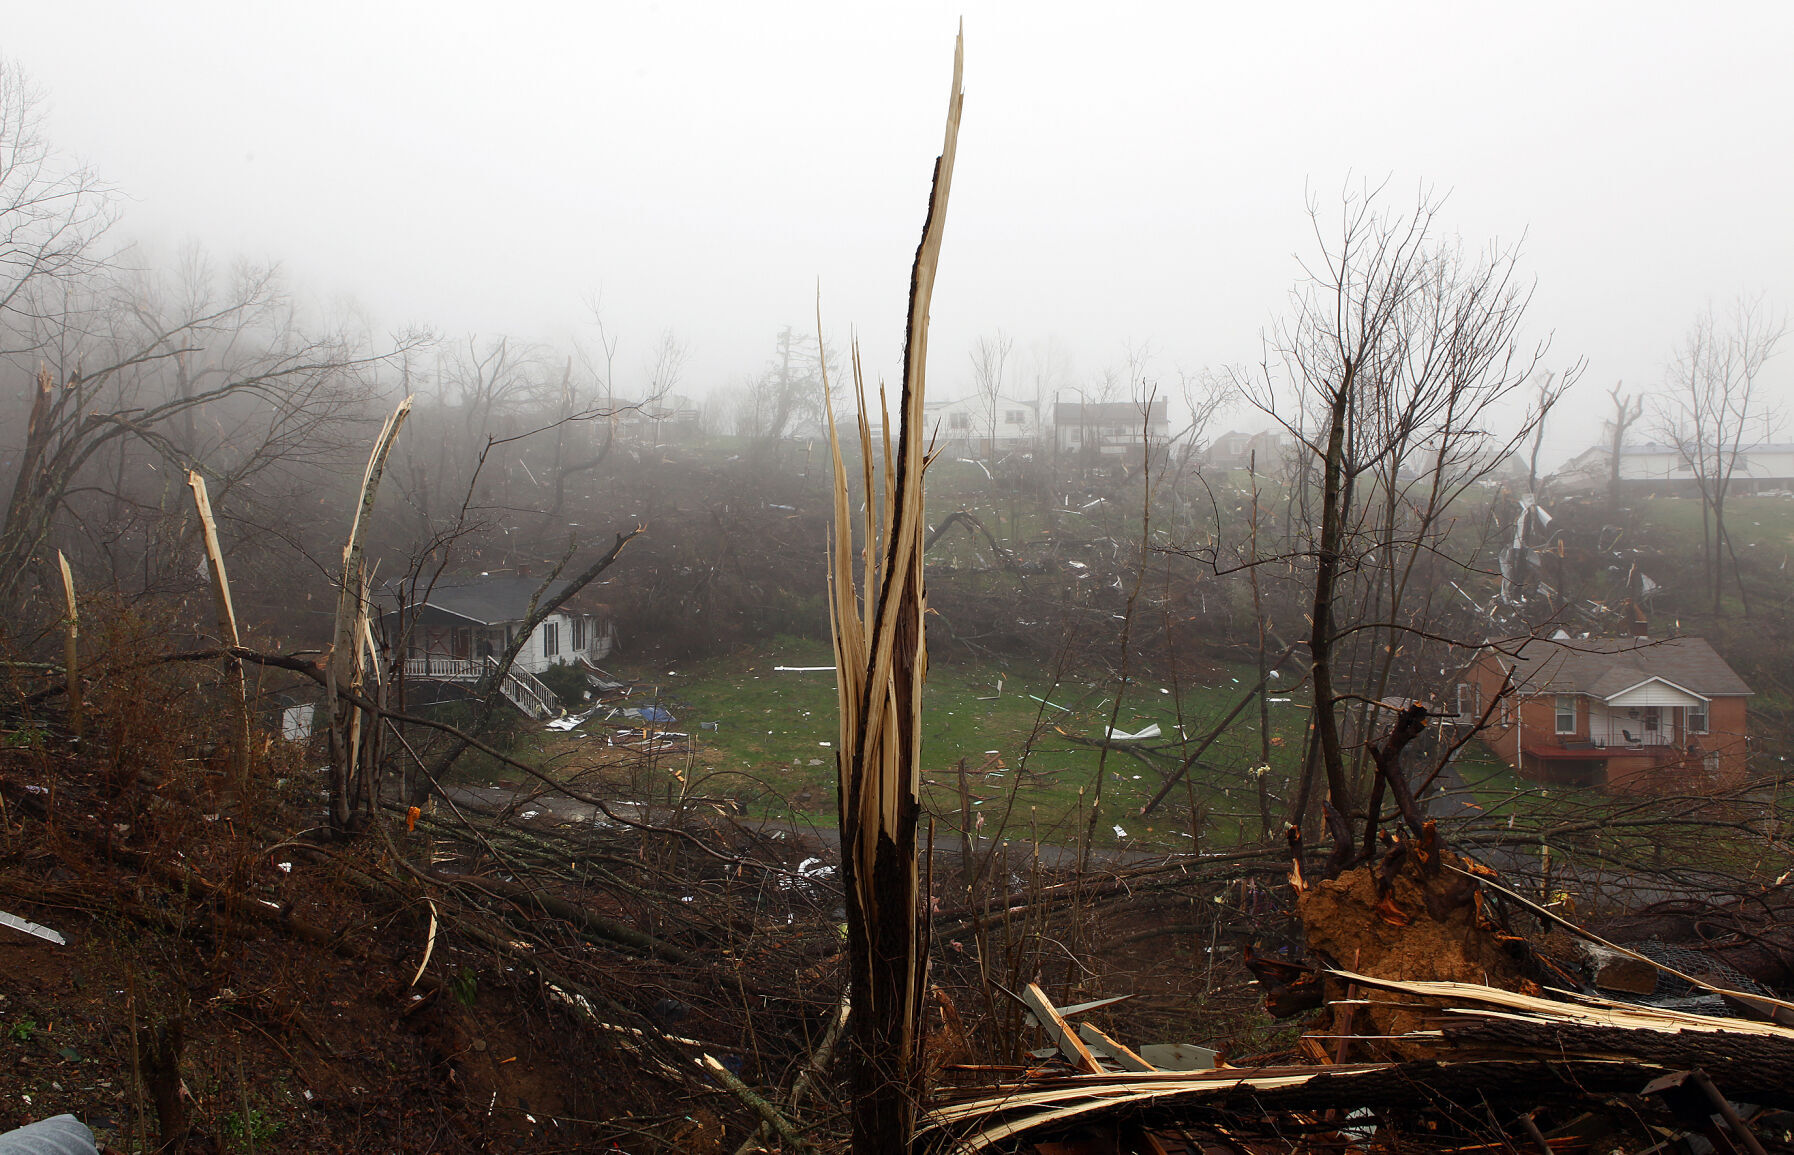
[1053, 399, 1168, 424]
[1498, 636, 1752, 699]
[395, 576, 579, 626]
[1619, 441, 1794, 456]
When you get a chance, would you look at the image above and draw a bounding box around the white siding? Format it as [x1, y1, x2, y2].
[1605, 680, 1707, 709]
[513, 612, 613, 673]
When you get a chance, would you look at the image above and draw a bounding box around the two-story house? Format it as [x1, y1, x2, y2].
[924, 395, 1040, 458]
[1052, 399, 1170, 463]
[1457, 635, 1752, 791]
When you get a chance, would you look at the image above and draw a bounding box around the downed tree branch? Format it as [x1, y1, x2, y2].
[702, 1053, 818, 1155]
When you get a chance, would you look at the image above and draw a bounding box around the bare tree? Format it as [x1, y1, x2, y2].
[746, 325, 836, 457]
[0, 62, 111, 356]
[1524, 368, 1576, 492]
[1655, 296, 1786, 616]
[968, 330, 1013, 476]
[443, 334, 552, 442]
[2, 254, 414, 611]
[1604, 381, 1644, 507]
[1233, 184, 1551, 873]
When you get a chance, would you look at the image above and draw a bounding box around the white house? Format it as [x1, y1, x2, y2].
[1551, 441, 1794, 496]
[924, 394, 1040, 457]
[385, 573, 615, 676]
[1052, 398, 1171, 461]
[1620, 441, 1794, 493]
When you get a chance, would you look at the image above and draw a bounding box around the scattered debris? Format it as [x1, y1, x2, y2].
[0, 910, 66, 946]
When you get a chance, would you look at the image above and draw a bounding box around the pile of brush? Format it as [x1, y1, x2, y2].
[924, 822, 1794, 1154]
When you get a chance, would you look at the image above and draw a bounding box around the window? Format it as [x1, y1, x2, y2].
[1554, 694, 1577, 734]
[571, 616, 588, 650]
[949, 412, 970, 430]
[1686, 704, 1708, 734]
[1455, 683, 1480, 721]
[1005, 409, 1026, 425]
[543, 621, 560, 658]
[1642, 705, 1660, 733]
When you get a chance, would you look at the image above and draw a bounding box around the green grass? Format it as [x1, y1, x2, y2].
[648, 636, 1309, 853]
[1626, 491, 1794, 552]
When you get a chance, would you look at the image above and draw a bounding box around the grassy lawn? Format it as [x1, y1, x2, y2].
[611, 636, 1310, 853]
[1626, 492, 1794, 553]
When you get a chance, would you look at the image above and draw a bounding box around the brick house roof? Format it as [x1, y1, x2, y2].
[1493, 636, 1752, 699]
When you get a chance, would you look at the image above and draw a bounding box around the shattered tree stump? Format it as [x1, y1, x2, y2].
[1295, 829, 1535, 1048]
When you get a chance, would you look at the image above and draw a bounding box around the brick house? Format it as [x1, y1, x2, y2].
[1457, 636, 1752, 791]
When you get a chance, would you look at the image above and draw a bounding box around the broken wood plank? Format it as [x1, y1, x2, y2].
[1076, 1020, 1157, 1072]
[1022, 983, 1102, 1074]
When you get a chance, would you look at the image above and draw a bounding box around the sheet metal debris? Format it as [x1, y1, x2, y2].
[0, 910, 65, 946]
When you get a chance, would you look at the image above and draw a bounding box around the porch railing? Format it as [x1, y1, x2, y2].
[402, 657, 483, 682]
[399, 655, 561, 721]
[488, 657, 559, 722]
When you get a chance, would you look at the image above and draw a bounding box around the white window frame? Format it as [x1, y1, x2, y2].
[543, 621, 560, 658]
[571, 616, 588, 651]
[1455, 683, 1481, 721]
[1554, 694, 1577, 735]
[1685, 704, 1708, 734]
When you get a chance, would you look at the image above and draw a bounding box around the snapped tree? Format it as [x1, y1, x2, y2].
[826, 32, 962, 1155]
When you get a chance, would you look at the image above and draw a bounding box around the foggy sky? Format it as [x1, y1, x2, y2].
[7, 2, 1792, 466]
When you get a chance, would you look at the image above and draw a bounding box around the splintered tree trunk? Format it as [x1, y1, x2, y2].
[828, 35, 963, 1155]
[56, 552, 80, 736]
[1311, 370, 1356, 874]
[187, 472, 251, 791]
[329, 396, 413, 834]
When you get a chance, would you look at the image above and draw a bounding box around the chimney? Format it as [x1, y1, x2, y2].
[1628, 600, 1648, 638]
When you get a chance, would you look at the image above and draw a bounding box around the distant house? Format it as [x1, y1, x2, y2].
[924, 395, 1040, 457]
[1548, 444, 1614, 497]
[1550, 441, 1794, 497]
[381, 574, 616, 720]
[640, 395, 703, 441]
[386, 573, 614, 674]
[1205, 429, 1290, 471]
[1052, 399, 1170, 462]
[1622, 442, 1794, 495]
[1456, 635, 1752, 790]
